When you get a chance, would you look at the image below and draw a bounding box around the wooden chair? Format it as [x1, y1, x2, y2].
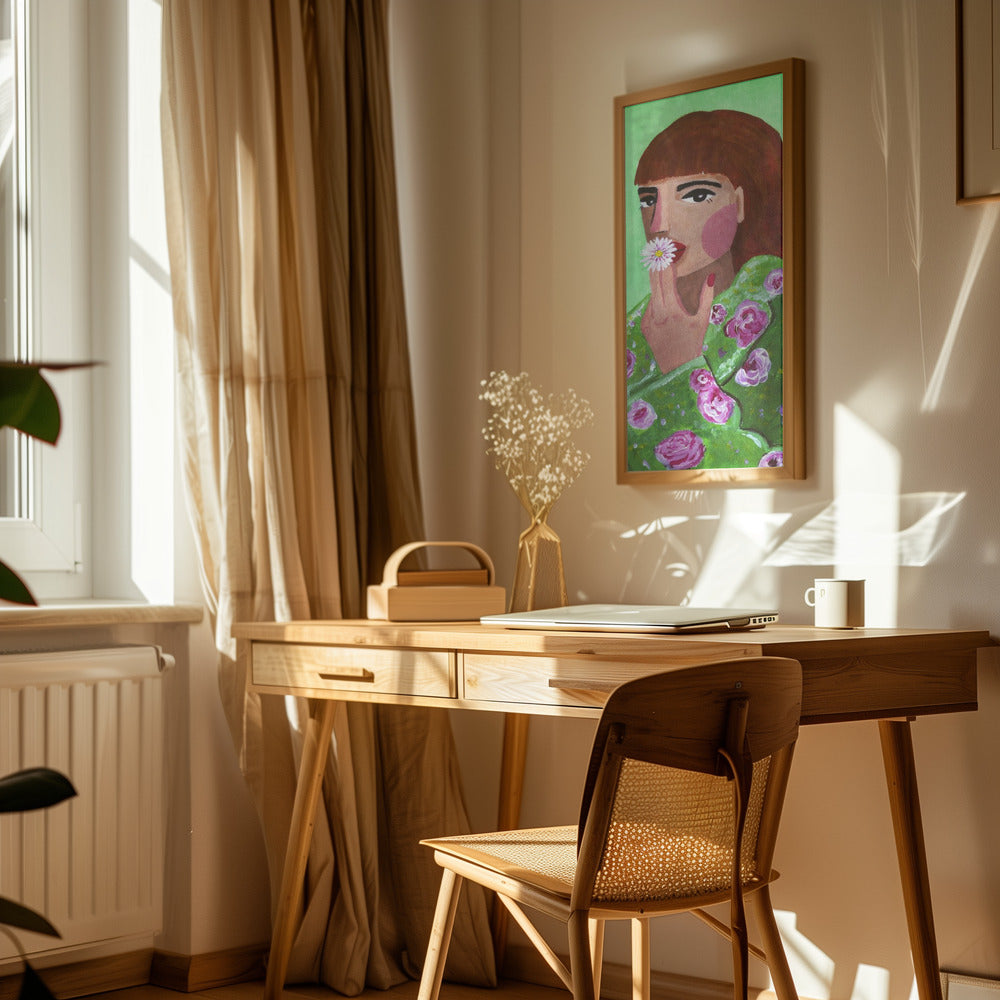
[416, 657, 803, 1000]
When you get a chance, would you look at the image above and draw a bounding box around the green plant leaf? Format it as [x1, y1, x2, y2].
[0, 561, 36, 606]
[0, 769, 76, 813]
[0, 898, 60, 938]
[19, 961, 58, 1000]
[0, 361, 98, 444]
[0, 365, 61, 444]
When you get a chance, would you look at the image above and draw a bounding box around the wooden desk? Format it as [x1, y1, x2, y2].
[233, 620, 991, 1000]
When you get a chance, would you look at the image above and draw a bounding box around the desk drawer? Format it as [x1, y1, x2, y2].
[463, 654, 660, 710]
[253, 643, 456, 698]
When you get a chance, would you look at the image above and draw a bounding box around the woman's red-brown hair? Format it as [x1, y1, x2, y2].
[635, 109, 782, 270]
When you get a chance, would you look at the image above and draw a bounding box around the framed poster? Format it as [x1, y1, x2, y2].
[956, 0, 1000, 203]
[615, 59, 805, 485]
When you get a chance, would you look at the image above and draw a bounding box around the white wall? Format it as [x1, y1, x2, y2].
[391, 1, 1000, 998]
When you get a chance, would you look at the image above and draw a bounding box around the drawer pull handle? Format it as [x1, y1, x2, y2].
[317, 668, 375, 683]
[547, 677, 618, 694]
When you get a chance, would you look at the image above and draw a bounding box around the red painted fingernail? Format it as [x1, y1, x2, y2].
[707, 273, 716, 288]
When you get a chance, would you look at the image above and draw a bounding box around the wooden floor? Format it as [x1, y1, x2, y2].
[98, 980, 564, 1000]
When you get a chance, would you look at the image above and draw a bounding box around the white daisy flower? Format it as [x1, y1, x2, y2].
[640, 236, 678, 271]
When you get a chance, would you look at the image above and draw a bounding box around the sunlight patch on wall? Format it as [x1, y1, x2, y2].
[771, 911, 895, 1000]
[687, 490, 782, 606]
[851, 964, 891, 1000]
[833, 405, 899, 625]
[128, 0, 174, 602]
[763, 492, 964, 570]
[615, 498, 790, 607]
[922, 203, 999, 412]
[614, 486, 964, 609]
[774, 909, 835, 1000]
[619, 515, 690, 538]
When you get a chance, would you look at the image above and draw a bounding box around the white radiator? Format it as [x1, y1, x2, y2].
[0, 646, 168, 959]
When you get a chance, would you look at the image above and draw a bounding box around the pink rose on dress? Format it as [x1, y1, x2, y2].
[654, 430, 705, 470]
[764, 268, 783, 296]
[689, 367, 716, 392]
[696, 384, 735, 424]
[726, 300, 769, 348]
[625, 349, 636, 378]
[627, 399, 657, 430]
[759, 450, 783, 468]
[735, 348, 771, 387]
[710, 303, 728, 325]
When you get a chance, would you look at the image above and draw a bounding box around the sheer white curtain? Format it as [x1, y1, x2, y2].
[160, 0, 495, 992]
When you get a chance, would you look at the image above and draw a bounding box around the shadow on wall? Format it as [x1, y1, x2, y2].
[585, 484, 964, 619]
[872, 0, 1000, 415]
[594, 363, 967, 623]
[776, 911, 900, 1000]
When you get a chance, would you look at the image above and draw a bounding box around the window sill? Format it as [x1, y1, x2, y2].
[0, 601, 204, 630]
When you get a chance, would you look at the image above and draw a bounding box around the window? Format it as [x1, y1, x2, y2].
[0, 0, 91, 600]
[1, 1, 180, 605]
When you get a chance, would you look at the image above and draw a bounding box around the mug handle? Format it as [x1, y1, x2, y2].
[804, 586, 816, 607]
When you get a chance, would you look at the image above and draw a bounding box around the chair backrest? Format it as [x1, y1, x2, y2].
[572, 656, 802, 910]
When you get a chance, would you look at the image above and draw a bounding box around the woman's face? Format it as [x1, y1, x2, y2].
[637, 173, 744, 277]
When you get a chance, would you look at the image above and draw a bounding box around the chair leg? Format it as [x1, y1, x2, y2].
[589, 918, 605, 998]
[631, 918, 650, 1000]
[568, 910, 597, 1000]
[732, 914, 749, 1000]
[749, 886, 798, 1000]
[418, 867, 464, 1000]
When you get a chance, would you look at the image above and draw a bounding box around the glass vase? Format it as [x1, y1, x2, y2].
[509, 518, 567, 612]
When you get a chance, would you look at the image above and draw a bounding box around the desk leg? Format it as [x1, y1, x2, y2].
[264, 699, 337, 1000]
[878, 719, 944, 1000]
[491, 713, 530, 968]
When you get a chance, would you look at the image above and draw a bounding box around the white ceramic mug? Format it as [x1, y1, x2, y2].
[804, 578, 865, 628]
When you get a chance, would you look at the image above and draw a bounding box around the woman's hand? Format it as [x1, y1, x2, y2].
[641, 266, 715, 374]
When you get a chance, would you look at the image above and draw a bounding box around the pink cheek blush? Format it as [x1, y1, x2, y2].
[701, 203, 740, 260]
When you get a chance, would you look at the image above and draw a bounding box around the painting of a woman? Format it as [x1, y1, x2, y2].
[623, 108, 785, 474]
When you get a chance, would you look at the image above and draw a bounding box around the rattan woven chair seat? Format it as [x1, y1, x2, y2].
[423, 825, 578, 896]
[423, 816, 769, 905]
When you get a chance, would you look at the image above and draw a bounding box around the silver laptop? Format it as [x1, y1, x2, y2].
[481, 603, 778, 634]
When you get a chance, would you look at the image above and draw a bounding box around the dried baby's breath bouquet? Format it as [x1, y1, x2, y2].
[479, 370, 593, 523]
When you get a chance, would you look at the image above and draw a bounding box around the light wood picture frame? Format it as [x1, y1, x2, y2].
[956, 0, 1000, 203]
[615, 59, 805, 485]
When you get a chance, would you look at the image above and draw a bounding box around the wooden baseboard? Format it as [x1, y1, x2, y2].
[0, 949, 153, 1000]
[0, 943, 268, 998]
[150, 943, 268, 993]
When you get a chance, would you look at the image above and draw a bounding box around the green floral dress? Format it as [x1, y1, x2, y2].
[624, 254, 784, 472]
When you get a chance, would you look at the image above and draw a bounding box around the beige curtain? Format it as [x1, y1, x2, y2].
[160, 0, 495, 993]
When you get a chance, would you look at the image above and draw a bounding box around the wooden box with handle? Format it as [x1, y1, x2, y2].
[366, 541, 507, 621]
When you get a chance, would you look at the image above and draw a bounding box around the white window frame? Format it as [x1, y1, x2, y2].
[0, 0, 91, 600]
